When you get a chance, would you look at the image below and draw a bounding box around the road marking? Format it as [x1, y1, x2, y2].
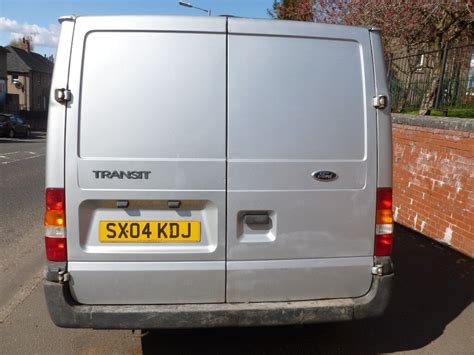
[0, 271, 42, 323]
[0, 153, 45, 165]
[0, 151, 22, 157]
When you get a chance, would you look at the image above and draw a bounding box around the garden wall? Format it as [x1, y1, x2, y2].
[392, 114, 473, 258]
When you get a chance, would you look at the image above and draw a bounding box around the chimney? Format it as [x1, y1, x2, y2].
[22, 37, 31, 52]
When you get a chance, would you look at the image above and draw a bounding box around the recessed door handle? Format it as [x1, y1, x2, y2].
[244, 214, 270, 225]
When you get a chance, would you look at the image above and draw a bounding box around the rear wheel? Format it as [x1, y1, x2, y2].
[8, 129, 15, 138]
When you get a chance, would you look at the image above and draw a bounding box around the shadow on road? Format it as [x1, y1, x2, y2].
[0, 132, 46, 144]
[141, 224, 473, 354]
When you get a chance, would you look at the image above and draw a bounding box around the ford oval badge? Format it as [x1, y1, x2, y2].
[312, 170, 338, 182]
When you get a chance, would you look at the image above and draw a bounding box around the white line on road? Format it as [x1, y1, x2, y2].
[0, 151, 22, 157]
[0, 271, 42, 323]
[1, 153, 45, 165]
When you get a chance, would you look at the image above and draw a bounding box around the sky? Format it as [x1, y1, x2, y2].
[0, 0, 271, 57]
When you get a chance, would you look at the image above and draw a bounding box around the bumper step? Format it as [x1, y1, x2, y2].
[44, 273, 393, 329]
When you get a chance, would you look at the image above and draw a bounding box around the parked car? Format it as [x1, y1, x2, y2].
[44, 15, 393, 329]
[0, 114, 31, 138]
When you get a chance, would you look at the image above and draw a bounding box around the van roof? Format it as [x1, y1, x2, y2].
[58, 14, 377, 32]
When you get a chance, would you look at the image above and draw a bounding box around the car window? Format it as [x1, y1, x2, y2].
[0, 115, 7, 122]
[15, 117, 25, 124]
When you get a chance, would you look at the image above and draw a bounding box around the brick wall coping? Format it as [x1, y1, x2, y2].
[392, 113, 474, 133]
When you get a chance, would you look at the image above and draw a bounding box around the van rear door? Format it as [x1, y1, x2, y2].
[226, 19, 377, 302]
[65, 16, 227, 304]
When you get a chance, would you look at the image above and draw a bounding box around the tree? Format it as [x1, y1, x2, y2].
[10, 35, 34, 52]
[269, 0, 473, 115]
[326, 1, 473, 115]
[268, 0, 315, 21]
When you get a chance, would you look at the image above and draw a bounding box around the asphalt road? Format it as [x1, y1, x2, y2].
[0, 133, 472, 354]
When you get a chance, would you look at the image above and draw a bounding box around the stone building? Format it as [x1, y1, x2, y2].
[5, 45, 54, 112]
[0, 46, 7, 111]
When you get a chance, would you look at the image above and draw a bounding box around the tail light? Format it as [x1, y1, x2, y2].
[45, 236, 67, 261]
[375, 188, 393, 256]
[44, 188, 67, 261]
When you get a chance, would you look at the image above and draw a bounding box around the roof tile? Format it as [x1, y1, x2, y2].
[6, 46, 54, 74]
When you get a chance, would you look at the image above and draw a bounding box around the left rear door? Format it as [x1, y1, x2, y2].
[64, 16, 227, 305]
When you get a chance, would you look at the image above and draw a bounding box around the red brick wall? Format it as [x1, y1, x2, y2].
[392, 115, 474, 258]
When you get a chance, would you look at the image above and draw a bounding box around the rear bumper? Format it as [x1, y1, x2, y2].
[44, 273, 393, 329]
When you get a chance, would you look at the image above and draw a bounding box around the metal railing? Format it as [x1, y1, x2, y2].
[387, 43, 473, 113]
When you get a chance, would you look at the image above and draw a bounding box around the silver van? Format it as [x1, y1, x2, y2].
[44, 15, 393, 329]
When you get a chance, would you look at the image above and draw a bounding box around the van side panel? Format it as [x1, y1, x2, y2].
[45, 19, 74, 188]
[226, 19, 377, 302]
[65, 17, 227, 304]
[370, 30, 392, 188]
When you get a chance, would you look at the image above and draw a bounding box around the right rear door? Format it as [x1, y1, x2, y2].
[226, 19, 377, 302]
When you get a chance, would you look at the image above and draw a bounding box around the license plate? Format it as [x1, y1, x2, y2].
[99, 220, 201, 243]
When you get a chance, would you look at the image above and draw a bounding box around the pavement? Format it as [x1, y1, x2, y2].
[0, 133, 46, 325]
[0, 133, 472, 354]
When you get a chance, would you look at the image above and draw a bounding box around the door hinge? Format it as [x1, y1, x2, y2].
[55, 88, 71, 104]
[58, 270, 70, 284]
[372, 95, 387, 109]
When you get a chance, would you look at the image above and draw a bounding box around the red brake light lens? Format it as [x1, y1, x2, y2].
[376, 188, 392, 210]
[45, 237, 67, 261]
[375, 234, 393, 256]
[46, 188, 65, 211]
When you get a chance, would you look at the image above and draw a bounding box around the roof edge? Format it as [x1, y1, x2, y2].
[58, 15, 77, 23]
